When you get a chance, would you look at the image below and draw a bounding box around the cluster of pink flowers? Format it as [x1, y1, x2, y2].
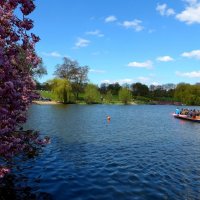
[0, 0, 40, 134]
[0, 0, 48, 178]
[0, 167, 10, 178]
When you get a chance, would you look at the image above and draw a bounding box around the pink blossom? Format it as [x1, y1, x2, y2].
[0, 0, 49, 160]
[0, 167, 10, 178]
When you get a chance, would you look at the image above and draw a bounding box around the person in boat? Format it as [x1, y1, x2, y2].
[181, 108, 189, 115]
[185, 109, 189, 115]
[180, 108, 184, 114]
[175, 108, 180, 114]
[192, 109, 197, 119]
[187, 110, 193, 118]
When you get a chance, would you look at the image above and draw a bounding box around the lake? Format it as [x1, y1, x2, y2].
[11, 105, 200, 199]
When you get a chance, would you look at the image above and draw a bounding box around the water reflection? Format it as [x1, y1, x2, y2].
[0, 174, 53, 200]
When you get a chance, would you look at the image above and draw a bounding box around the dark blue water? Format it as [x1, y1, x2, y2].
[15, 105, 200, 199]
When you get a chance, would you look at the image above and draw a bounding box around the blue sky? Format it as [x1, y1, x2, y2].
[29, 0, 200, 85]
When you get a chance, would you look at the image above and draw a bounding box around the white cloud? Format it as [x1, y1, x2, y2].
[89, 69, 106, 73]
[184, 0, 198, 6]
[119, 78, 133, 84]
[137, 76, 150, 83]
[128, 60, 153, 69]
[101, 80, 111, 84]
[100, 79, 133, 85]
[156, 3, 175, 16]
[121, 19, 144, 31]
[156, 4, 167, 15]
[118, 79, 133, 84]
[151, 82, 160, 85]
[105, 15, 117, 23]
[156, 56, 174, 62]
[86, 30, 104, 37]
[75, 38, 90, 48]
[166, 8, 176, 16]
[42, 51, 62, 58]
[181, 50, 200, 59]
[176, 70, 200, 78]
[176, 0, 200, 24]
[157, 1, 200, 24]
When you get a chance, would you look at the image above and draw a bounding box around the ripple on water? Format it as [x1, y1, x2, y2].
[14, 105, 200, 199]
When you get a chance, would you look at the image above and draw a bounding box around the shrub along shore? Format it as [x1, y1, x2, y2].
[33, 99, 138, 105]
[35, 90, 182, 105]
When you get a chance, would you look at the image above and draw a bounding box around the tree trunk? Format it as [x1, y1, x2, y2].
[63, 89, 68, 103]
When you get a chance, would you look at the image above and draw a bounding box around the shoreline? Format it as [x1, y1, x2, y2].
[32, 100, 138, 105]
[32, 100, 186, 106]
[32, 100, 61, 105]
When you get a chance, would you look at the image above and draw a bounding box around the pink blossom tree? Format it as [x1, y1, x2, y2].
[0, 0, 49, 178]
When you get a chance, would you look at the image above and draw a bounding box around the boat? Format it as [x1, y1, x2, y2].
[173, 113, 200, 123]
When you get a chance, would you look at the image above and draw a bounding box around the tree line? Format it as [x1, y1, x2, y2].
[36, 57, 200, 105]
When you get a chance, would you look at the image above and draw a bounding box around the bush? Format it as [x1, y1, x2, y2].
[119, 88, 132, 104]
[84, 84, 101, 104]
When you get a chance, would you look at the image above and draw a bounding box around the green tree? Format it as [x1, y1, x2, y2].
[174, 83, 191, 103]
[131, 82, 149, 97]
[48, 78, 72, 103]
[54, 57, 89, 100]
[105, 90, 113, 103]
[107, 82, 121, 95]
[174, 83, 200, 105]
[84, 84, 101, 104]
[150, 88, 166, 99]
[119, 88, 132, 104]
[99, 83, 108, 94]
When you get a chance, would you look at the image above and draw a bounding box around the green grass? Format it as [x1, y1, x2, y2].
[39, 90, 59, 101]
[39, 90, 137, 104]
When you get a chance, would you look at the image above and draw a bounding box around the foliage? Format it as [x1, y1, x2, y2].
[84, 84, 101, 104]
[105, 90, 113, 103]
[134, 96, 151, 103]
[39, 90, 59, 101]
[0, 0, 49, 178]
[54, 57, 89, 99]
[0, 0, 41, 135]
[131, 82, 149, 97]
[174, 83, 200, 105]
[119, 88, 132, 104]
[39, 82, 200, 106]
[99, 83, 108, 94]
[48, 78, 72, 103]
[107, 82, 121, 95]
[36, 81, 51, 91]
[99, 82, 122, 96]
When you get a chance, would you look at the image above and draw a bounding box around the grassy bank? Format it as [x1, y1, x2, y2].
[38, 90, 136, 105]
[39, 90, 60, 101]
[38, 90, 177, 105]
